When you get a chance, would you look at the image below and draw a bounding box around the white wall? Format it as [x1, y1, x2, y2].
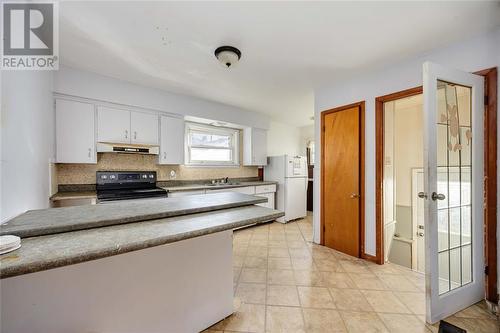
[313, 28, 500, 261]
[55, 65, 270, 130]
[299, 125, 314, 156]
[1, 71, 55, 222]
[267, 121, 302, 156]
[394, 102, 424, 207]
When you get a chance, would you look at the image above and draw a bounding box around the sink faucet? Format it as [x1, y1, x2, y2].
[211, 178, 229, 185]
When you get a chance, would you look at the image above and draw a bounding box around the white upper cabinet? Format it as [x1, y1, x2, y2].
[131, 111, 159, 145]
[243, 127, 268, 166]
[56, 99, 96, 164]
[97, 106, 130, 144]
[97, 107, 158, 145]
[159, 115, 184, 164]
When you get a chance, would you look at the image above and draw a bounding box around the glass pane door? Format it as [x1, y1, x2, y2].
[423, 62, 484, 324]
[436, 81, 473, 295]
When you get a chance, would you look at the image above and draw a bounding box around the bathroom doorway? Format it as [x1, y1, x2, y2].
[382, 92, 424, 271]
[374, 67, 497, 308]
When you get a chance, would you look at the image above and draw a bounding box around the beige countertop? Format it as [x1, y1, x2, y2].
[1, 194, 283, 279]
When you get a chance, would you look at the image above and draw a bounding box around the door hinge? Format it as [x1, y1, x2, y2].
[485, 265, 489, 275]
[322, 126, 325, 132]
[484, 95, 489, 105]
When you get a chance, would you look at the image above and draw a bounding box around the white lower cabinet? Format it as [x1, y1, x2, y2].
[208, 186, 255, 195]
[168, 190, 206, 197]
[256, 192, 275, 209]
[56, 99, 96, 164]
[167, 185, 276, 209]
[255, 184, 277, 194]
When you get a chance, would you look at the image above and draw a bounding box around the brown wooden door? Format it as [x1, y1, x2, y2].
[323, 106, 361, 257]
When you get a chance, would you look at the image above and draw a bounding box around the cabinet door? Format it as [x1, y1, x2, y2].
[252, 128, 267, 165]
[97, 106, 130, 143]
[56, 99, 96, 164]
[256, 193, 275, 209]
[159, 116, 184, 164]
[243, 127, 268, 166]
[131, 111, 159, 145]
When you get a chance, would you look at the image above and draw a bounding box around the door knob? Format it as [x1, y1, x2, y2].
[431, 192, 446, 201]
[418, 192, 427, 199]
[350, 193, 360, 199]
[417, 232, 424, 237]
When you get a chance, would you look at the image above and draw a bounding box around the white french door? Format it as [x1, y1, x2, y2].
[422, 62, 484, 324]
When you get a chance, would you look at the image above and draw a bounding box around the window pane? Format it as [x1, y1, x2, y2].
[439, 251, 450, 294]
[450, 248, 461, 291]
[190, 148, 232, 162]
[449, 207, 460, 249]
[190, 132, 230, 147]
[438, 209, 448, 252]
[461, 245, 472, 285]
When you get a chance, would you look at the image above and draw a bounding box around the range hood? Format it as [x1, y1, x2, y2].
[96, 142, 159, 155]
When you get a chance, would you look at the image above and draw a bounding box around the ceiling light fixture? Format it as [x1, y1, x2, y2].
[214, 46, 241, 68]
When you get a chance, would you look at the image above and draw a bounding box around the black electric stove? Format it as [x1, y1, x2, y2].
[96, 171, 168, 203]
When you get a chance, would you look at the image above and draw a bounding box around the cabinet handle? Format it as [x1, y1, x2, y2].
[163, 152, 166, 159]
[125, 130, 128, 139]
[88, 148, 92, 158]
[134, 131, 137, 140]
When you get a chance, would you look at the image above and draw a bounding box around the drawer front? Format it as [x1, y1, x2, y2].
[255, 184, 276, 194]
[232, 186, 255, 195]
[169, 190, 205, 197]
[207, 186, 255, 195]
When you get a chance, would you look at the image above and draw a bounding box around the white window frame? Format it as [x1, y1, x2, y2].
[185, 122, 240, 167]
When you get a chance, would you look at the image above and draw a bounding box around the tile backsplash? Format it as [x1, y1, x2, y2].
[56, 153, 258, 184]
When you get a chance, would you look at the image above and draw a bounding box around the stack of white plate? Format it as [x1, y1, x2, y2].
[0, 235, 21, 254]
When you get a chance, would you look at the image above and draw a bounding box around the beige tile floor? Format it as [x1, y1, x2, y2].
[206, 213, 499, 333]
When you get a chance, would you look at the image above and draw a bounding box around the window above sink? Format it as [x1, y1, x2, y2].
[185, 122, 240, 167]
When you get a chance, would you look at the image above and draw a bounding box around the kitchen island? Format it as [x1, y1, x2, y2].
[0, 193, 284, 333]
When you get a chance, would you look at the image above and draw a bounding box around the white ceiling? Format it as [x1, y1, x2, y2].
[59, 1, 500, 127]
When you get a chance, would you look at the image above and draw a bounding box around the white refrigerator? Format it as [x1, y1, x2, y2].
[264, 155, 307, 223]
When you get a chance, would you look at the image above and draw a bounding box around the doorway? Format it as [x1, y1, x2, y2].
[382, 93, 425, 272]
[320, 101, 365, 258]
[375, 67, 498, 318]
